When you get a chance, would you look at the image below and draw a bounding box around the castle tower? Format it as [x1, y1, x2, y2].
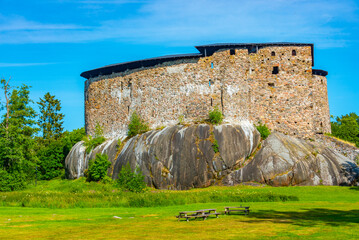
[81, 43, 330, 138]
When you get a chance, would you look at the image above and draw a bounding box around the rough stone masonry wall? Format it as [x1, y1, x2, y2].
[85, 46, 331, 138]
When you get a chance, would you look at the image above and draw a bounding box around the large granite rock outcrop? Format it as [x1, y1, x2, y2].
[65, 124, 359, 189]
[65, 123, 260, 189]
[222, 132, 359, 186]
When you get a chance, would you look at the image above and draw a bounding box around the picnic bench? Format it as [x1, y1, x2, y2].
[176, 209, 220, 222]
[224, 206, 250, 215]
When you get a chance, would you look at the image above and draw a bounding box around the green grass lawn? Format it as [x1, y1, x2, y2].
[0, 183, 358, 239]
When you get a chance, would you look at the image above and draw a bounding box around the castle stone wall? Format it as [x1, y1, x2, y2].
[85, 45, 330, 138]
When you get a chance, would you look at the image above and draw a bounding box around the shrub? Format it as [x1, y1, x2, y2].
[212, 139, 219, 153]
[256, 122, 271, 140]
[83, 123, 106, 154]
[37, 140, 65, 180]
[0, 169, 26, 192]
[87, 154, 111, 182]
[178, 114, 184, 125]
[208, 106, 223, 125]
[116, 163, 146, 193]
[128, 112, 149, 138]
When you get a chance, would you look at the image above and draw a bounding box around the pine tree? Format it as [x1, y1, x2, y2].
[37, 92, 64, 140]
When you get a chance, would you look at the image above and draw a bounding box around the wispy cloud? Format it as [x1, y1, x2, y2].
[0, 62, 56, 67]
[0, 15, 86, 31]
[0, 0, 358, 47]
[78, 0, 147, 3]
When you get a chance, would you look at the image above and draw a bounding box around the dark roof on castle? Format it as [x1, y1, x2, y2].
[81, 43, 321, 79]
[312, 69, 328, 76]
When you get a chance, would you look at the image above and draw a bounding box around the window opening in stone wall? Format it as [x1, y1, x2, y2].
[121, 82, 123, 90]
[211, 62, 214, 69]
[127, 106, 130, 113]
[209, 80, 211, 87]
[211, 98, 213, 106]
[271, 51, 275, 56]
[272, 66, 279, 74]
[321, 79, 323, 84]
[248, 46, 257, 54]
[230, 49, 235, 55]
[268, 83, 275, 87]
[292, 50, 297, 56]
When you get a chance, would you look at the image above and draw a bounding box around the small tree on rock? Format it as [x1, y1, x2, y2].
[128, 112, 149, 137]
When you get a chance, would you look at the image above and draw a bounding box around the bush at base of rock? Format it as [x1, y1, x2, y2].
[116, 163, 146, 193]
[87, 153, 111, 182]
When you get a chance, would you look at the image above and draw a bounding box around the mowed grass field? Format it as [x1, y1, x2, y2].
[0, 182, 358, 239]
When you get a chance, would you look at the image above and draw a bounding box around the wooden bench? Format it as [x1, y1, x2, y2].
[224, 206, 250, 215]
[176, 209, 220, 222]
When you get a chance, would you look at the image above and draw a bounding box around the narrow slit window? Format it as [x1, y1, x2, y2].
[271, 51, 275, 56]
[230, 49, 235, 55]
[127, 106, 130, 113]
[211, 98, 213, 106]
[272, 66, 279, 74]
[268, 83, 275, 87]
[209, 80, 211, 87]
[211, 62, 214, 69]
[292, 50, 297, 56]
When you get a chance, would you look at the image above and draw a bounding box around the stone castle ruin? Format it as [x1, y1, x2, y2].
[81, 43, 330, 138]
[65, 42, 359, 188]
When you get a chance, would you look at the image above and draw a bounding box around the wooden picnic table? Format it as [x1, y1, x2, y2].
[176, 209, 220, 222]
[224, 206, 250, 215]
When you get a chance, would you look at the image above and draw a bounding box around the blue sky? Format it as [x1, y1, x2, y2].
[0, 0, 358, 131]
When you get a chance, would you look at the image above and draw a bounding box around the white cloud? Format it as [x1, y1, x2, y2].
[0, 0, 358, 47]
[0, 15, 85, 31]
[78, 0, 147, 3]
[0, 62, 56, 67]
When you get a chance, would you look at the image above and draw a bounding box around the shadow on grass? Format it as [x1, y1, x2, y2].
[244, 209, 359, 227]
[350, 186, 359, 191]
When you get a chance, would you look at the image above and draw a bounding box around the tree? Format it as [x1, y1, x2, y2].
[37, 127, 86, 180]
[128, 112, 149, 137]
[0, 83, 38, 191]
[0, 78, 10, 130]
[37, 92, 64, 140]
[331, 113, 359, 147]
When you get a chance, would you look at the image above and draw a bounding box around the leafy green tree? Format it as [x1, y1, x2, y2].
[38, 127, 86, 180]
[62, 127, 86, 158]
[331, 113, 359, 147]
[37, 92, 64, 140]
[0, 83, 38, 191]
[37, 140, 64, 180]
